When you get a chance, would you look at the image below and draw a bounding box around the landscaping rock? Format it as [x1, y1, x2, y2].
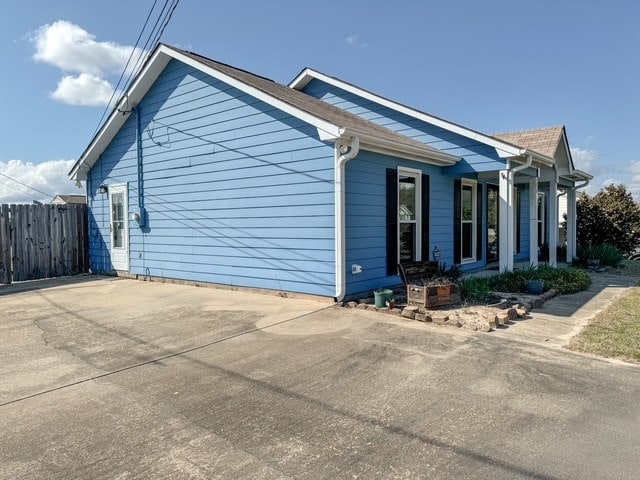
[432, 314, 450, 325]
[496, 312, 509, 325]
[347, 301, 358, 308]
[414, 313, 429, 322]
[401, 308, 416, 320]
[356, 303, 368, 310]
[479, 322, 492, 333]
[390, 308, 403, 316]
[507, 308, 518, 321]
[515, 307, 528, 318]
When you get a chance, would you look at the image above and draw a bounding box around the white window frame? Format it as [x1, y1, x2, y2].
[397, 167, 422, 263]
[537, 192, 546, 247]
[461, 178, 477, 263]
[514, 187, 521, 254]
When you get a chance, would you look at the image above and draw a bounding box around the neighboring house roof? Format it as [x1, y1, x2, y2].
[69, 45, 457, 181]
[51, 194, 87, 204]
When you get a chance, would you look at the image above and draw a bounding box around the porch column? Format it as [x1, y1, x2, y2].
[566, 187, 577, 263]
[529, 177, 538, 268]
[499, 170, 513, 272]
[548, 175, 558, 267]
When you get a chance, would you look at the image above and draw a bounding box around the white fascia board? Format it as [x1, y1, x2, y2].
[167, 47, 342, 140]
[289, 69, 527, 159]
[560, 131, 575, 174]
[345, 129, 458, 166]
[70, 46, 343, 181]
[70, 48, 172, 180]
[288, 68, 314, 89]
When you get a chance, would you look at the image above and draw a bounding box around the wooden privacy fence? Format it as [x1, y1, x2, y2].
[0, 203, 89, 284]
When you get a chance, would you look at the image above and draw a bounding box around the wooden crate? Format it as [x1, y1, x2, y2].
[407, 283, 461, 309]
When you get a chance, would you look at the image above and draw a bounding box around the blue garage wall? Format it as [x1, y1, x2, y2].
[301, 79, 507, 174]
[344, 150, 455, 296]
[88, 59, 336, 296]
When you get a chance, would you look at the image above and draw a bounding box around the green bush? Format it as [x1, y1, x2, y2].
[575, 185, 640, 254]
[457, 265, 591, 301]
[576, 243, 625, 268]
[458, 277, 493, 302]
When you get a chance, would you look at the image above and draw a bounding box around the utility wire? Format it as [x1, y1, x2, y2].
[0, 171, 55, 199]
[121, 0, 180, 93]
[91, 0, 164, 137]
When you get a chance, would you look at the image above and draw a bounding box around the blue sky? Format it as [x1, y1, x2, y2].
[1, 0, 638, 202]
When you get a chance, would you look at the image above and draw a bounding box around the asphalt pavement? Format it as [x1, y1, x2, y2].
[1, 275, 639, 479]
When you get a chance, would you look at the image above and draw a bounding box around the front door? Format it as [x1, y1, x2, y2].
[486, 184, 499, 262]
[109, 184, 130, 271]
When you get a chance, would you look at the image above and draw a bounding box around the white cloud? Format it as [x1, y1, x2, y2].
[571, 147, 598, 172]
[572, 147, 640, 200]
[31, 20, 144, 106]
[345, 34, 368, 48]
[32, 20, 142, 76]
[51, 73, 120, 107]
[0, 159, 82, 204]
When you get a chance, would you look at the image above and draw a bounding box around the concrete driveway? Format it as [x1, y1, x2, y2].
[1, 276, 639, 479]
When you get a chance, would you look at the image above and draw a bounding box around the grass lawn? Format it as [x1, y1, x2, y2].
[568, 286, 640, 363]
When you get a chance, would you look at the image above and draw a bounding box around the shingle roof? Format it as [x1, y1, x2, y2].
[51, 194, 87, 204]
[492, 126, 565, 159]
[173, 47, 450, 158]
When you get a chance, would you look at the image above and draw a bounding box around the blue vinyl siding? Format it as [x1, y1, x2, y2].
[88, 59, 336, 296]
[301, 79, 507, 174]
[514, 184, 531, 262]
[344, 151, 456, 296]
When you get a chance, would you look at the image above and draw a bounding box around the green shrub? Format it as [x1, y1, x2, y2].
[437, 262, 462, 282]
[458, 266, 591, 301]
[575, 185, 640, 254]
[458, 277, 493, 302]
[576, 243, 625, 268]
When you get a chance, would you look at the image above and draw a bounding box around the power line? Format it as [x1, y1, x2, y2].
[0, 171, 55, 199]
[91, 0, 161, 137]
[121, 0, 181, 95]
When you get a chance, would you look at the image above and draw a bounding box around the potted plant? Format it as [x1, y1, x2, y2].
[526, 279, 544, 295]
[374, 288, 393, 308]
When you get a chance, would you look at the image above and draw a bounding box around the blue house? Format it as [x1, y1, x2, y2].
[69, 44, 591, 300]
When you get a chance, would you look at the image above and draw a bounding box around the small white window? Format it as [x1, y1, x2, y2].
[398, 169, 421, 263]
[461, 179, 477, 263]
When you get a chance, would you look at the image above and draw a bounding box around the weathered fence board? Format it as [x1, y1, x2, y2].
[0, 205, 10, 284]
[0, 203, 88, 284]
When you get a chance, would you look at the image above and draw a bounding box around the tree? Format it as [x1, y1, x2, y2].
[576, 184, 640, 253]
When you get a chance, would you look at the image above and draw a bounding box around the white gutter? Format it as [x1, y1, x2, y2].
[574, 178, 590, 190]
[334, 136, 360, 301]
[510, 153, 533, 174]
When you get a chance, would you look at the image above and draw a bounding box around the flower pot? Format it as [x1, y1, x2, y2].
[374, 289, 393, 308]
[526, 279, 544, 295]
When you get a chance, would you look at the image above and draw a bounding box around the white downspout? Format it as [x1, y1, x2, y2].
[335, 137, 360, 302]
[510, 154, 533, 175]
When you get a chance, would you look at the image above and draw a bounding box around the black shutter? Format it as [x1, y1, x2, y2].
[386, 168, 398, 275]
[453, 179, 461, 264]
[421, 173, 430, 262]
[476, 183, 483, 262]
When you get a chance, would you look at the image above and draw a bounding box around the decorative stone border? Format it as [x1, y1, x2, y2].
[339, 289, 559, 332]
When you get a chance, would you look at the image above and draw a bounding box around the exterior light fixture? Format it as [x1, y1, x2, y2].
[432, 246, 441, 262]
[98, 184, 108, 194]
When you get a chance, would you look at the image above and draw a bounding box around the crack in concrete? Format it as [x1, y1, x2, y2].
[93, 376, 294, 479]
